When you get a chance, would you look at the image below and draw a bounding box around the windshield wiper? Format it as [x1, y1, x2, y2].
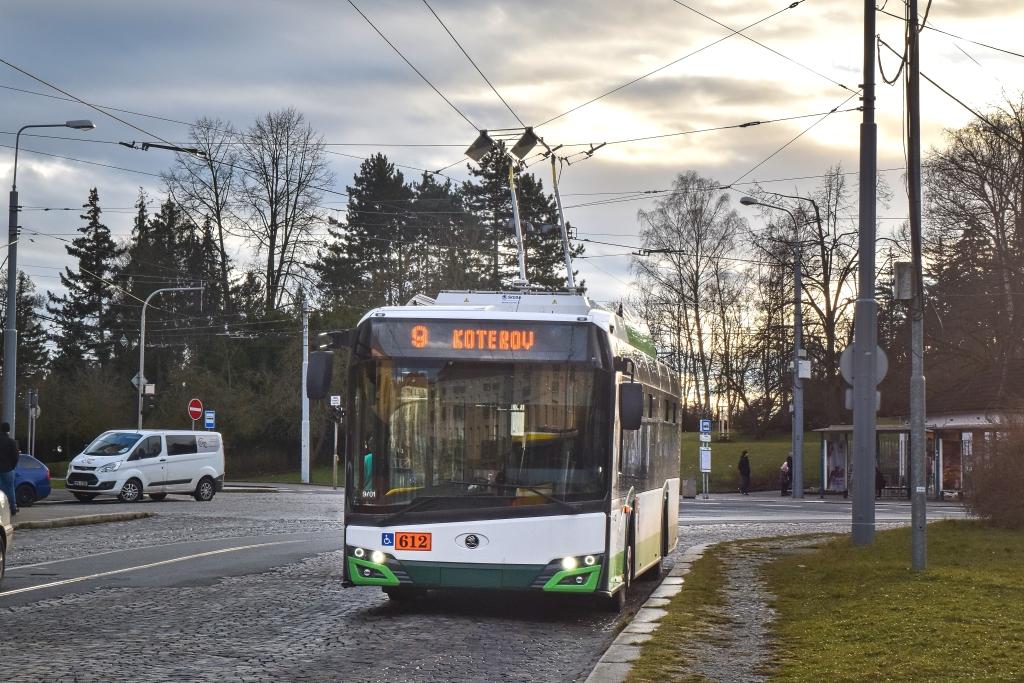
[445, 480, 579, 515]
[378, 495, 448, 526]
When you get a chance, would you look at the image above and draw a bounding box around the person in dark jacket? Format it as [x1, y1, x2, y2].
[875, 466, 886, 499]
[738, 451, 751, 495]
[0, 422, 20, 514]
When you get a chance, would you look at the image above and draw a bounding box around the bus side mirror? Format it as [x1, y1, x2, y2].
[307, 351, 334, 399]
[619, 383, 643, 431]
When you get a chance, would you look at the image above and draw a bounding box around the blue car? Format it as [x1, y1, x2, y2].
[14, 453, 52, 507]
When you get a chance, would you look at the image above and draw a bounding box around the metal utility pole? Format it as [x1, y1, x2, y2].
[137, 286, 203, 429]
[852, 0, 879, 545]
[549, 156, 576, 290]
[301, 297, 310, 484]
[507, 166, 529, 286]
[907, 0, 927, 570]
[740, 196, 804, 497]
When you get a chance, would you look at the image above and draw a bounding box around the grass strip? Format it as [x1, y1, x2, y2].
[765, 520, 1024, 682]
[626, 545, 730, 683]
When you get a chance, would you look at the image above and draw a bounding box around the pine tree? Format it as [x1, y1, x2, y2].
[409, 172, 488, 292]
[314, 154, 415, 308]
[0, 271, 50, 384]
[47, 188, 123, 367]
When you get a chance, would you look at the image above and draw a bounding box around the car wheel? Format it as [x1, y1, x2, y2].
[118, 478, 143, 503]
[73, 492, 98, 502]
[16, 483, 36, 508]
[194, 476, 215, 502]
[148, 493, 167, 501]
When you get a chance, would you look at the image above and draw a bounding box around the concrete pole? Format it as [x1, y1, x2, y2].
[4, 188, 19, 433]
[549, 155, 576, 289]
[332, 418, 339, 491]
[301, 298, 310, 484]
[507, 166, 528, 285]
[852, 0, 879, 545]
[793, 244, 804, 498]
[908, 0, 928, 570]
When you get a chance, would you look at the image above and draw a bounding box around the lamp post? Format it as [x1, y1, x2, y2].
[137, 286, 203, 429]
[741, 195, 805, 498]
[5, 120, 95, 432]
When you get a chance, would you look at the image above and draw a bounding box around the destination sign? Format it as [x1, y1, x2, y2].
[370, 320, 597, 362]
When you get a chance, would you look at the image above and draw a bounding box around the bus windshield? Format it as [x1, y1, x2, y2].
[349, 359, 610, 513]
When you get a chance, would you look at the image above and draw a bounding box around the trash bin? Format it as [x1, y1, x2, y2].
[682, 478, 697, 499]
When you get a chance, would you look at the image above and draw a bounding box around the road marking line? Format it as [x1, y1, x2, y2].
[0, 540, 301, 598]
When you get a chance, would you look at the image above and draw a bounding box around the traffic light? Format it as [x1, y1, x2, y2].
[143, 395, 157, 414]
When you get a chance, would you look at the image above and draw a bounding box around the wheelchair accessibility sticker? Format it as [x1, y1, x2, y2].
[381, 532, 395, 547]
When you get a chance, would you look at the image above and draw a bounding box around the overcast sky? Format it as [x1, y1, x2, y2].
[2, 0, 1022, 306]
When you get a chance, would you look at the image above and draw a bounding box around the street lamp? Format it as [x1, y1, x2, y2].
[5, 120, 96, 432]
[137, 286, 203, 429]
[741, 195, 806, 498]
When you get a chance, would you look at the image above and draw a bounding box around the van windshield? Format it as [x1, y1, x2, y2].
[85, 432, 142, 456]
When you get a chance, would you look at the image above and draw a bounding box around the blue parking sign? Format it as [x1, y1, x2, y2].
[699, 418, 712, 433]
[381, 532, 394, 547]
[203, 409, 215, 429]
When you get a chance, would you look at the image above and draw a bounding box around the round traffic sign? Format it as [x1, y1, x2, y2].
[188, 398, 204, 421]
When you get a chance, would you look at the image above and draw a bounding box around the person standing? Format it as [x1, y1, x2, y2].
[0, 422, 19, 515]
[738, 450, 751, 495]
[780, 455, 793, 496]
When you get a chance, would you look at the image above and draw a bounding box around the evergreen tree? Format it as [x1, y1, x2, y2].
[409, 172, 488, 292]
[0, 271, 50, 385]
[47, 188, 123, 367]
[314, 154, 415, 308]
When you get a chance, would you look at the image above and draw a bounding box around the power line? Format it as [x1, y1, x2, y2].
[420, 0, 525, 128]
[876, 7, 1024, 60]
[346, 0, 479, 132]
[668, 0, 854, 93]
[728, 91, 862, 187]
[535, 0, 808, 128]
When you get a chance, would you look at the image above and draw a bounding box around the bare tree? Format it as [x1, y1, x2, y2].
[633, 171, 745, 415]
[238, 108, 334, 312]
[164, 117, 240, 309]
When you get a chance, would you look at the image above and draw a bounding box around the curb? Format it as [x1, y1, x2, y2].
[13, 511, 155, 530]
[585, 543, 712, 683]
[222, 487, 280, 494]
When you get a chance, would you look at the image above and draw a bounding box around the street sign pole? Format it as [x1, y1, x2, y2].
[330, 395, 342, 490]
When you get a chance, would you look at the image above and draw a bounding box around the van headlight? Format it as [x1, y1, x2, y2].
[98, 462, 122, 473]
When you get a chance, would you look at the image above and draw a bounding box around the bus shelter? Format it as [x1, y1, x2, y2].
[814, 424, 934, 499]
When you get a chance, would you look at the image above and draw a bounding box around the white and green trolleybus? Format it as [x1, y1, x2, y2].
[309, 289, 681, 609]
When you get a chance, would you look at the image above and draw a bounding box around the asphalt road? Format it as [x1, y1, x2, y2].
[0, 487, 966, 682]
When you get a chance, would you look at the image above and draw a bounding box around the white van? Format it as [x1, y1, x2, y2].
[66, 430, 224, 503]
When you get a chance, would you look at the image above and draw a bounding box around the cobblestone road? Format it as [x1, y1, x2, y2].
[1, 491, 924, 682]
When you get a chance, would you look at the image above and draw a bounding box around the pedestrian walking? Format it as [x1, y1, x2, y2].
[0, 422, 20, 515]
[875, 466, 886, 499]
[738, 450, 751, 495]
[780, 455, 793, 496]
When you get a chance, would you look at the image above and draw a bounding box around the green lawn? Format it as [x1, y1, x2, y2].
[766, 521, 1024, 682]
[243, 465, 340, 487]
[681, 431, 821, 493]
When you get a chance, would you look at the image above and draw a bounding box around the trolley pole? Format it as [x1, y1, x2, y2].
[507, 166, 528, 286]
[550, 155, 576, 289]
[852, 0, 879, 545]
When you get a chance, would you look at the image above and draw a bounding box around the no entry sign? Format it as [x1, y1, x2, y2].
[188, 398, 204, 421]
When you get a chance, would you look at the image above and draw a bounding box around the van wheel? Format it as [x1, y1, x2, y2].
[149, 493, 167, 501]
[73, 492, 97, 502]
[16, 483, 36, 507]
[194, 477, 216, 502]
[118, 478, 143, 503]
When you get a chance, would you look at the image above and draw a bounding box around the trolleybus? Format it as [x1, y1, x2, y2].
[309, 289, 681, 609]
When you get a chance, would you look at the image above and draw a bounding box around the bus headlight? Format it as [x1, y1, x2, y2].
[584, 555, 596, 566]
[561, 556, 578, 570]
[353, 547, 366, 558]
[370, 550, 386, 565]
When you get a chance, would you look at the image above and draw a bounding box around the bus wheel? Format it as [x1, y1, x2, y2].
[602, 539, 633, 612]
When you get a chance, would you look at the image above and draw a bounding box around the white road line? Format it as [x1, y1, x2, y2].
[0, 540, 301, 598]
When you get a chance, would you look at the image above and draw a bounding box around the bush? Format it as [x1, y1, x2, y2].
[965, 429, 1024, 529]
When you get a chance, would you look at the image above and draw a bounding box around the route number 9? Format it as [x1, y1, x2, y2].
[411, 324, 429, 349]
